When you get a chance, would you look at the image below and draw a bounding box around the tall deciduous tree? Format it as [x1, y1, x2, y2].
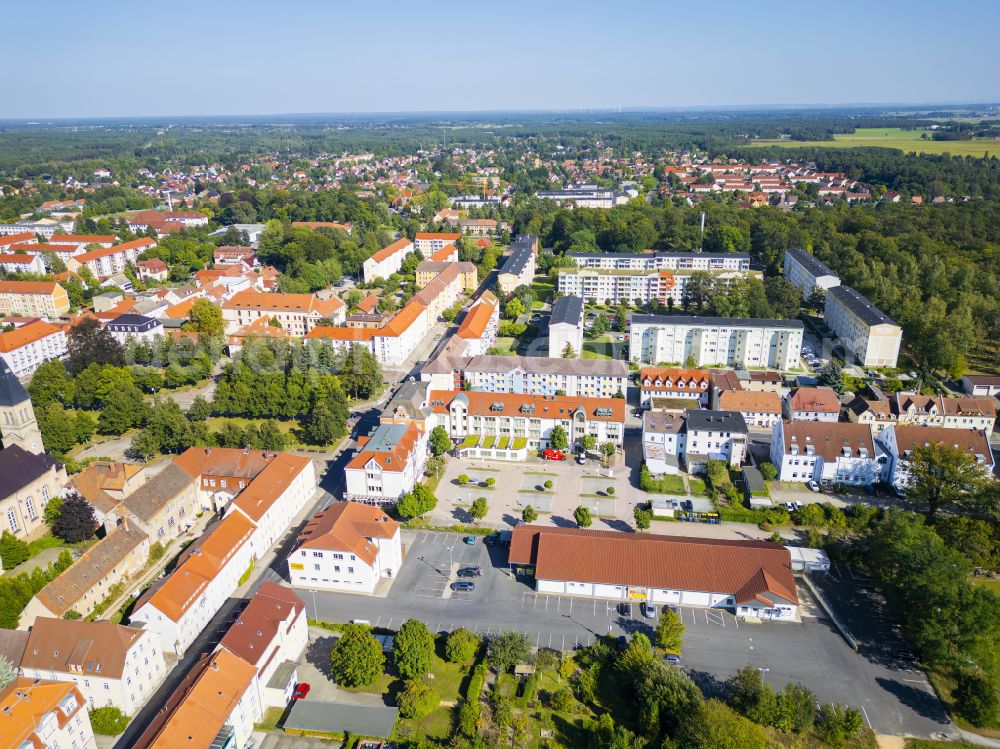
[52, 492, 97, 544]
[182, 298, 225, 336]
[329, 625, 384, 687]
[655, 609, 685, 654]
[66, 317, 124, 374]
[429, 426, 451, 456]
[393, 619, 435, 680]
[902, 442, 988, 518]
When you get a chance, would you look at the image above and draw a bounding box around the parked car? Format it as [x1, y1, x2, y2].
[484, 533, 499, 546]
[293, 683, 311, 700]
[794, 501, 804, 510]
[807, 481, 820, 492]
[451, 581, 475, 592]
[617, 602, 631, 617]
[784, 502, 795, 512]
[457, 566, 483, 578]
[576, 454, 586, 465]
[463, 535, 477, 545]
[641, 602, 657, 618]
[665, 654, 683, 665]
[543, 449, 567, 461]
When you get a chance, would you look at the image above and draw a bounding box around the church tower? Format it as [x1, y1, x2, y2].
[0, 360, 43, 454]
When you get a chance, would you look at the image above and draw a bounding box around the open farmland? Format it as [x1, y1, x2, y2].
[750, 127, 1000, 158]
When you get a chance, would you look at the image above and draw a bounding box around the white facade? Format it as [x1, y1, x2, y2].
[770, 420, 882, 486]
[642, 412, 685, 475]
[230, 458, 317, 557]
[0, 254, 46, 274]
[783, 248, 841, 296]
[877, 424, 994, 490]
[462, 358, 628, 399]
[344, 423, 428, 506]
[363, 238, 414, 282]
[2, 681, 97, 749]
[630, 315, 803, 370]
[557, 268, 754, 306]
[373, 301, 429, 366]
[568, 252, 750, 272]
[824, 286, 902, 368]
[0, 324, 67, 378]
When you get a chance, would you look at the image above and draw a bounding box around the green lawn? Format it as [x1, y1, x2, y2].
[202, 416, 335, 449]
[748, 127, 1000, 158]
[688, 478, 707, 495]
[972, 577, 1000, 596]
[491, 337, 519, 356]
[530, 277, 554, 305]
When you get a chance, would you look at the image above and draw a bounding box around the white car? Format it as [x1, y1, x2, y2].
[807, 481, 820, 492]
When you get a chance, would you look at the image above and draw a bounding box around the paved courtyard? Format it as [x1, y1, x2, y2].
[299, 530, 954, 739]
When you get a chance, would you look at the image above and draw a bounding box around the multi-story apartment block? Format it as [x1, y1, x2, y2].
[0, 281, 70, 318]
[344, 422, 428, 505]
[1, 678, 97, 749]
[415, 260, 477, 291]
[683, 410, 749, 473]
[362, 238, 414, 282]
[535, 185, 621, 208]
[115, 463, 199, 543]
[423, 354, 628, 398]
[497, 236, 537, 294]
[782, 248, 841, 297]
[132, 648, 262, 749]
[770, 420, 882, 486]
[0, 252, 46, 274]
[548, 295, 584, 358]
[630, 315, 803, 370]
[567, 251, 750, 273]
[373, 299, 429, 366]
[428, 390, 626, 452]
[824, 285, 901, 367]
[891, 392, 997, 436]
[0, 320, 67, 378]
[454, 291, 500, 357]
[877, 424, 994, 490]
[66, 238, 156, 280]
[222, 290, 345, 335]
[105, 313, 163, 345]
[289, 502, 402, 595]
[413, 232, 462, 254]
[20, 618, 166, 715]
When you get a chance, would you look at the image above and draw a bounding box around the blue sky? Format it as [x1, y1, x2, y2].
[5, 0, 998, 118]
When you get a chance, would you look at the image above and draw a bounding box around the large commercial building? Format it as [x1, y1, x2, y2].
[289, 502, 402, 594]
[421, 353, 628, 398]
[783, 248, 841, 297]
[824, 285, 901, 367]
[344, 422, 428, 505]
[508, 526, 799, 621]
[629, 315, 803, 370]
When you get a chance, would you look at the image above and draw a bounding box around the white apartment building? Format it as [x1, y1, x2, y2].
[0, 221, 69, 240]
[105, 313, 163, 345]
[362, 238, 415, 282]
[1, 679, 97, 749]
[497, 237, 537, 295]
[683, 410, 749, 473]
[20, 618, 166, 716]
[218, 582, 308, 708]
[414, 232, 462, 254]
[548, 294, 584, 358]
[344, 422, 428, 505]
[630, 314, 803, 370]
[0, 321, 67, 378]
[558, 266, 755, 306]
[642, 411, 686, 474]
[0, 252, 46, 274]
[67, 238, 155, 280]
[222, 290, 345, 335]
[132, 648, 262, 749]
[289, 502, 402, 595]
[432, 354, 629, 398]
[454, 291, 500, 356]
[892, 392, 996, 436]
[373, 299, 429, 366]
[770, 420, 882, 486]
[783, 248, 841, 296]
[129, 511, 256, 656]
[877, 424, 994, 490]
[535, 185, 620, 208]
[567, 252, 750, 272]
[824, 285, 902, 367]
[428, 389, 626, 452]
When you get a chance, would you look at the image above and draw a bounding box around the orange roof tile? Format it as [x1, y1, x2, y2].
[379, 299, 426, 337]
[231, 453, 311, 523]
[0, 320, 63, 353]
[456, 297, 496, 339]
[428, 389, 625, 422]
[0, 280, 62, 295]
[296, 502, 399, 566]
[305, 326, 377, 341]
[369, 238, 412, 264]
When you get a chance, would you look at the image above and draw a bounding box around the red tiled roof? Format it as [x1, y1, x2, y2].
[295, 502, 399, 566]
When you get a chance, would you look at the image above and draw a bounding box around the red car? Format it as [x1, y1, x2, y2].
[292, 683, 310, 700]
[542, 449, 566, 461]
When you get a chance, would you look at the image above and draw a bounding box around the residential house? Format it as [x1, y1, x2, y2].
[67, 238, 156, 280]
[0, 252, 46, 274]
[20, 618, 166, 715]
[415, 260, 477, 291]
[824, 285, 902, 367]
[363, 238, 415, 283]
[413, 232, 461, 254]
[0, 678, 97, 749]
[770, 420, 881, 486]
[548, 295, 584, 359]
[137, 258, 169, 282]
[497, 236, 537, 295]
[785, 386, 841, 422]
[453, 291, 499, 357]
[642, 411, 685, 475]
[639, 367, 710, 408]
[878, 424, 993, 490]
[288, 502, 402, 595]
[683, 410, 749, 473]
[718, 390, 782, 428]
[105, 313, 163, 345]
[221, 290, 345, 335]
[892, 392, 996, 436]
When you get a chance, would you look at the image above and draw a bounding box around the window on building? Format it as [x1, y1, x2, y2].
[7, 509, 18, 533]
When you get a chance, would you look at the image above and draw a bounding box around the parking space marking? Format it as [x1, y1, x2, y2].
[860, 704, 872, 730]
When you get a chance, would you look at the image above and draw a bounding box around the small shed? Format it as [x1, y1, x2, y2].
[650, 497, 684, 518]
[784, 546, 831, 573]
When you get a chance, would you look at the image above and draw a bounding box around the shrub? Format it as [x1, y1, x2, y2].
[470, 497, 488, 521]
[759, 462, 778, 481]
[574, 506, 593, 528]
[488, 631, 531, 673]
[522, 505, 538, 523]
[0, 531, 30, 569]
[548, 685, 575, 712]
[457, 474, 470, 485]
[147, 542, 166, 564]
[89, 706, 129, 735]
[954, 669, 1000, 727]
[397, 679, 439, 719]
[445, 628, 480, 664]
[543, 479, 553, 489]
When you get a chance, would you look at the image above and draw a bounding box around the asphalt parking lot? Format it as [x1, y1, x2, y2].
[301, 531, 955, 739]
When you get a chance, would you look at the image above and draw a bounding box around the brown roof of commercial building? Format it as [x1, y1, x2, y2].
[22, 618, 145, 678]
[718, 390, 782, 414]
[218, 582, 303, 667]
[508, 526, 797, 604]
[133, 648, 256, 749]
[295, 502, 398, 567]
[789, 386, 841, 414]
[428, 389, 626, 423]
[780, 420, 875, 461]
